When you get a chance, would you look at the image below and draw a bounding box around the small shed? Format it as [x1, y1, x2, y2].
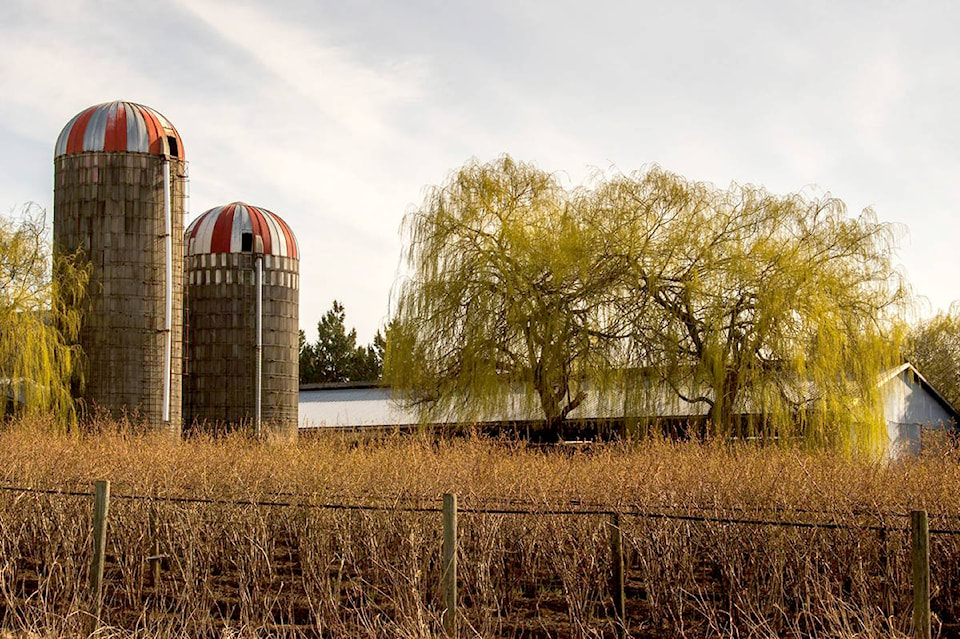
[882, 363, 960, 455]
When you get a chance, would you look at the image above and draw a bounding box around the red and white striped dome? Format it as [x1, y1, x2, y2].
[186, 203, 299, 259]
[55, 101, 184, 159]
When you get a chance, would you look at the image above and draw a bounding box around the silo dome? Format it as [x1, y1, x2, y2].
[55, 101, 184, 159]
[53, 100, 187, 433]
[185, 202, 298, 259]
[183, 203, 299, 439]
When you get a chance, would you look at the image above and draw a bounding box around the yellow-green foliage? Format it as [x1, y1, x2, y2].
[388, 157, 630, 434]
[0, 206, 88, 427]
[595, 168, 909, 452]
[908, 303, 960, 409]
[388, 157, 910, 450]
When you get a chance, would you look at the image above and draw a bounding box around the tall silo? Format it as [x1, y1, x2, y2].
[183, 203, 300, 439]
[53, 101, 186, 433]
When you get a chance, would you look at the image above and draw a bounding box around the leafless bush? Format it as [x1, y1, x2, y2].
[0, 420, 958, 637]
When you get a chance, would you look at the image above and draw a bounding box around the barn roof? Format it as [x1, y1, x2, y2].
[298, 382, 706, 429]
[55, 101, 183, 159]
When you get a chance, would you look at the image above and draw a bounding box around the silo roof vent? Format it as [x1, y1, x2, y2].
[185, 202, 298, 259]
[55, 101, 184, 159]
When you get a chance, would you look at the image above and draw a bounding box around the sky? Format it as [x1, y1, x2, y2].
[1, 0, 958, 344]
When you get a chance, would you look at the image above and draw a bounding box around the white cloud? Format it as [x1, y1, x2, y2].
[846, 52, 907, 160]
[2, 0, 960, 341]
[0, 25, 143, 141]
[173, 0, 425, 141]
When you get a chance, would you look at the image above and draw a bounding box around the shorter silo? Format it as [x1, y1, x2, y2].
[183, 203, 299, 438]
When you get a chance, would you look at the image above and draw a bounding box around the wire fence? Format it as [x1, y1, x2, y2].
[0, 477, 951, 639]
[3, 480, 960, 534]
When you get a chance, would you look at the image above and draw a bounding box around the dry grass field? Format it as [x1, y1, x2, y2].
[1, 418, 960, 638]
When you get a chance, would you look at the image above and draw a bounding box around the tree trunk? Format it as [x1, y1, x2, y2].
[537, 416, 564, 443]
[709, 370, 740, 437]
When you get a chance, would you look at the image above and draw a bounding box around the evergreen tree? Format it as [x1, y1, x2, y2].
[299, 301, 383, 383]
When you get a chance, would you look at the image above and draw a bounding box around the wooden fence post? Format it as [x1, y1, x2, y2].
[442, 493, 458, 638]
[149, 503, 162, 589]
[89, 479, 111, 632]
[879, 525, 893, 617]
[609, 512, 626, 638]
[912, 509, 931, 639]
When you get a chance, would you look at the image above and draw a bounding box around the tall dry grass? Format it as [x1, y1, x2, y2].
[1, 417, 959, 638]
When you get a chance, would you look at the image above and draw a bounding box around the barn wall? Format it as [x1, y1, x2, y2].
[299, 387, 412, 428]
[884, 369, 957, 456]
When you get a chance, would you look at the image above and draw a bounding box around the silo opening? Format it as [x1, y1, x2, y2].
[241, 233, 253, 252]
[167, 136, 179, 158]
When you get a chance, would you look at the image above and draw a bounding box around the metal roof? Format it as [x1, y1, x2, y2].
[298, 385, 708, 429]
[186, 203, 299, 259]
[55, 101, 183, 159]
[300, 387, 418, 428]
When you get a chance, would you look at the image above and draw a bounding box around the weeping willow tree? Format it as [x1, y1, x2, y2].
[907, 303, 960, 410]
[596, 168, 910, 450]
[387, 156, 910, 449]
[0, 206, 88, 427]
[386, 157, 633, 440]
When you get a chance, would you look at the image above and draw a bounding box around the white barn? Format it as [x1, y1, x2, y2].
[881, 363, 959, 455]
[299, 363, 959, 454]
[299, 383, 417, 430]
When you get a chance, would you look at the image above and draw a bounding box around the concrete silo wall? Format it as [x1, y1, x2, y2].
[183, 253, 299, 438]
[53, 153, 185, 432]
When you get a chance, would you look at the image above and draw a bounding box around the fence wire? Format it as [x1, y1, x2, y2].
[3, 481, 960, 534]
